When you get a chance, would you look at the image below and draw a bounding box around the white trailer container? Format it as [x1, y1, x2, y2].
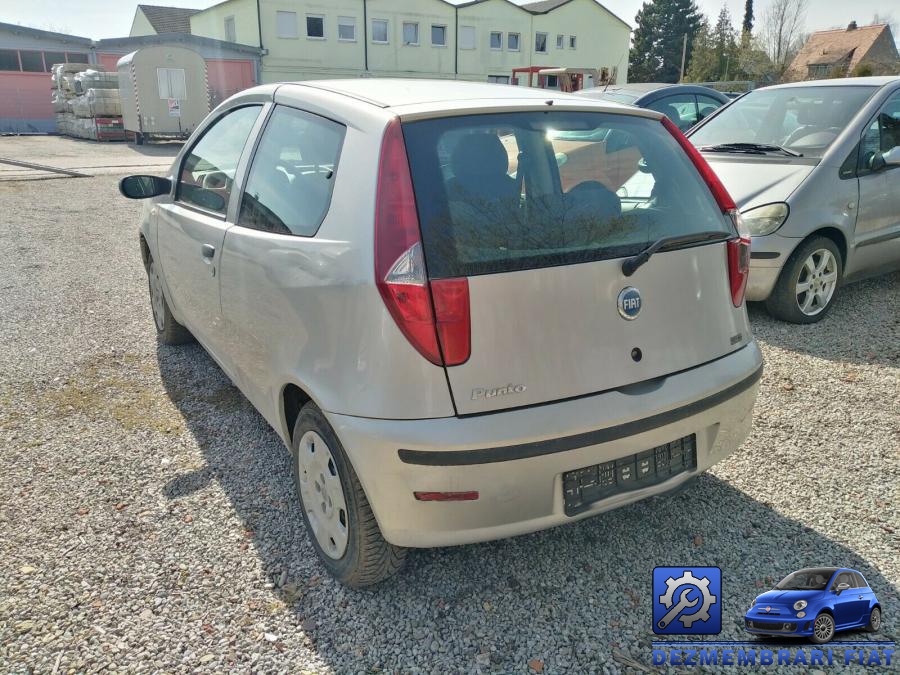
[117, 46, 209, 144]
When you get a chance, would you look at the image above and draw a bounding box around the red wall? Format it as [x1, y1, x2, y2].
[0, 72, 54, 132]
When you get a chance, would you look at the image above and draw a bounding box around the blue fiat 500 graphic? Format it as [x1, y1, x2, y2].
[745, 567, 882, 644]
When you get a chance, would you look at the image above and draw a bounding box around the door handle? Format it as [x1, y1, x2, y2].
[201, 244, 216, 259]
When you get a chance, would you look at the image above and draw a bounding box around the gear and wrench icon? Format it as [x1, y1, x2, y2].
[658, 570, 717, 628]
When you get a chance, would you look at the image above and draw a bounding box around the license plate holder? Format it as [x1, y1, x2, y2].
[562, 434, 697, 516]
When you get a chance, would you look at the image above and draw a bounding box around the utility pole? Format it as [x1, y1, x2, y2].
[679, 33, 687, 82]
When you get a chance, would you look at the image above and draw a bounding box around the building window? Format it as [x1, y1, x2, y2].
[545, 74, 559, 88]
[535, 32, 548, 53]
[403, 22, 419, 45]
[223, 16, 236, 42]
[490, 31, 503, 50]
[556, 34, 564, 49]
[44, 51, 68, 68]
[307, 15, 325, 39]
[488, 75, 510, 84]
[459, 25, 476, 50]
[0, 49, 20, 71]
[431, 24, 447, 46]
[67, 52, 89, 64]
[569, 35, 577, 49]
[337, 16, 356, 41]
[19, 50, 45, 72]
[372, 19, 389, 44]
[507, 32, 520, 51]
[276, 11, 298, 39]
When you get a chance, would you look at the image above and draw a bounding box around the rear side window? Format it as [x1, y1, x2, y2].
[238, 106, 345, 236]
[853, 573, 868, 588]
[402, 111, 728, 278]
[177, 105, 262, 215]
[648, 94, 699, 131]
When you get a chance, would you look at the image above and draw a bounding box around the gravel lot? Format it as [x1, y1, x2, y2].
[1, 167, 898, 673]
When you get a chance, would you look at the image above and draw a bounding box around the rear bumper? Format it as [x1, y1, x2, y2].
[327, 341, 763, 548]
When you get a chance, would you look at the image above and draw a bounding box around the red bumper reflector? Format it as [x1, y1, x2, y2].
[413, 491, 479, 502]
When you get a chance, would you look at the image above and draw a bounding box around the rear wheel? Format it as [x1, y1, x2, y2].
[291, 403, 406, 587]
[865, 606, 881, 633]
[147, 256, 193, 344]
[766, 236, 842, 324]
[810, 612, 835, 644]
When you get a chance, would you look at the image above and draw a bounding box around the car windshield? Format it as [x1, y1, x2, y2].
[690, 85, 878, 158]
[775, 569, 835, 590]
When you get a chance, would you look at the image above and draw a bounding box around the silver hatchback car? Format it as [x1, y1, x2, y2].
[689, 77, 900, 323]
[120, 80, 762, 586]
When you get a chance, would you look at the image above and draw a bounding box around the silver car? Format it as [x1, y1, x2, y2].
[688, 77, 900, 323]
[120, 80, 762, 586]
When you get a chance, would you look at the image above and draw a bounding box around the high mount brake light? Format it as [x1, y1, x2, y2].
[662, 116, 749, 306]
[374, 118, 471, 365]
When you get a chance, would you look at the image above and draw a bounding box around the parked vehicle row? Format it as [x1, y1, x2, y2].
[120, 76, 899, 586]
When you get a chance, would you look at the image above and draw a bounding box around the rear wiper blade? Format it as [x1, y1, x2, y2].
[622, 230, 731, 277]
[699, 142, 802, 157]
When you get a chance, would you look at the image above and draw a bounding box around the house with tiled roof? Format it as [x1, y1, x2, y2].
[130, 5, 201, 37]
[785, 21, 899, 82]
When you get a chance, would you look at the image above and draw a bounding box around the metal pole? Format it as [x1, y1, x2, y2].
[679, 33, 687, 82]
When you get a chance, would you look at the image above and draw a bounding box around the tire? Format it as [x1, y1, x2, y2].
[147, 255, 193, 345]
[135, 132, 144, 146]
[765, 236, 842, 324]
[810, 612, 835, 644]
[291, 402, 406, 587]
[865, 606, 881, 633]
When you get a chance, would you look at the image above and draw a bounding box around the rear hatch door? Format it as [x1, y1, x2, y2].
[403, 110, 749, 415]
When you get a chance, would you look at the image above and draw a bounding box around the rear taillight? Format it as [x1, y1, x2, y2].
[726, 210, 751, 307]
[374, 118, 471, 366]
[662, 116, 749, 306]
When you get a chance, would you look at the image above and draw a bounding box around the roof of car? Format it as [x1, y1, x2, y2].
[577, 82, 730, 103]
[278, 78, 637, 110]
[761, 76, 900, 90]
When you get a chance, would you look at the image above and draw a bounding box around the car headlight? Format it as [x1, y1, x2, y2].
[793, 600, 808, 611]
[741, 203, 789, 236]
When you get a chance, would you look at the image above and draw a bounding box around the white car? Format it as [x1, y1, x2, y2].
[120, 80, 762, 585]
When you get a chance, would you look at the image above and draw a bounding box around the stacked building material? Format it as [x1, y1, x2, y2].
[51, 63, 128, 141]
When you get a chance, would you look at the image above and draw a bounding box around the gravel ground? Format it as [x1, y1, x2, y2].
[1, 173, 898, 674]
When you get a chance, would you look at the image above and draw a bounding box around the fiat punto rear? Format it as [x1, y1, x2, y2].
[120, 80, 762, 586]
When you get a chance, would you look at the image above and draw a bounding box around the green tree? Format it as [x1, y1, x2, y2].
[742, 0, 754, 35]
[629, 0, 704, 83]
[685, 7, 738, 82]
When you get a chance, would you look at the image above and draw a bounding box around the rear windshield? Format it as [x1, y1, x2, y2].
[402, 111, 729, 278]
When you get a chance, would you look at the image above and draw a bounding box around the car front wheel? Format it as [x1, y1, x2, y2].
[765, 236, 842, 324]
[291, 402, 406, 587]
[810, 612, 835, 644]
[865, 607, 881, 633]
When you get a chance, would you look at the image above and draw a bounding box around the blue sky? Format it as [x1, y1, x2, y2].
[0, 0, 895, 41]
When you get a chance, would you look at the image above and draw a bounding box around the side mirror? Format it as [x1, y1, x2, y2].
[835, 582, 850, 594]
[119, 175, 172, 199]
[882, 146, 900, 167]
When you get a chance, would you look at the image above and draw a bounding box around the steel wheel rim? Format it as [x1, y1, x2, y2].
[814, 614, 834, 641]
[148, 260, 166, 332]
[296, 430, 349, 559]
[795, 249, 837, 316]
[871, 608, 881, 630]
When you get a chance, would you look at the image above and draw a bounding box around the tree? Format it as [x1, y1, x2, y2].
[685, 7, 738, 83]
[629, 0, 705, 83]
[759, 0, 808, 79]
[742, 0, 754, 36]
[684, 21, 719, 82]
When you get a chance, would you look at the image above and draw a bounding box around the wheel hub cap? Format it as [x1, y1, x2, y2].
[795, 249, 837, 316]
[814, 615, 833, 641]
[297, 431, 348, 559]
